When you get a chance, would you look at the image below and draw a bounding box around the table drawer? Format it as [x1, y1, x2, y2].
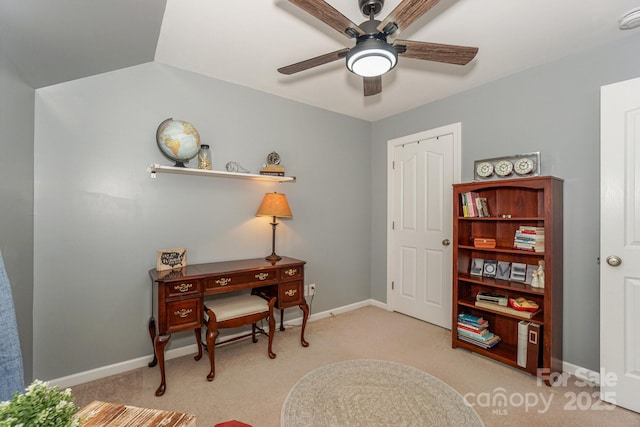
[166, 299, 201, 332]
[280, 265, 303, 281]
[204, 269, 277, 291]
[279, 280, 304, 307]
[165, 280, 201, 299]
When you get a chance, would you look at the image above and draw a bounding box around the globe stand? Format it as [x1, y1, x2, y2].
[173, 161, 187, 168]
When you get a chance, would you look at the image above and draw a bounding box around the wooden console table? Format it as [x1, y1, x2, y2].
[148, 256, 309, 396]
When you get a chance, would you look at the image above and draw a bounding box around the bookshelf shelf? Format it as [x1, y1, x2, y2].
[452, 176, 563, 382]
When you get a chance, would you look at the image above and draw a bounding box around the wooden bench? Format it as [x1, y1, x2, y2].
[203, 293, 276, 380]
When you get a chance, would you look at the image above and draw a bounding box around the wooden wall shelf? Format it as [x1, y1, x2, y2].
[149, 163, 296, 182]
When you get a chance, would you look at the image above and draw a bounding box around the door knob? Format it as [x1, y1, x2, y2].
[442, 239, 451, 246]
[606, 255, 622, 267]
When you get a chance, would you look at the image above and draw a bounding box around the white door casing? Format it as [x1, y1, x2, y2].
[600, 76, 640, 413]
[387, 123, 461, 329]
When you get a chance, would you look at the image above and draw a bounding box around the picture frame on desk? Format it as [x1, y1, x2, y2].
[156, 248, 187, 271]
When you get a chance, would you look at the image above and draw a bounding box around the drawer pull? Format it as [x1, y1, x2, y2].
[215, 277, 232, 286]
[174, 308, 193, 318]
[285, 289, 297, 297]
[255, 273, 269, 281]
[174, 283, 193, 293]
[284, 268, 297, 277]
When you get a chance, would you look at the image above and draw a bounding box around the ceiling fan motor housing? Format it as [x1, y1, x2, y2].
[359, 0, 384, 17]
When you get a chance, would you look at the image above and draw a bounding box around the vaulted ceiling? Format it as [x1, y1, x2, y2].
[2, 0, 639, 121]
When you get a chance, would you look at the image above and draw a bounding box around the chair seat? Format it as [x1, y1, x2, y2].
[204, 293, 269, 322]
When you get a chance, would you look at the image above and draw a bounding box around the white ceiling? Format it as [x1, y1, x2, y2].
[155, 0, 640, 121]
[1, 1, 639, 122]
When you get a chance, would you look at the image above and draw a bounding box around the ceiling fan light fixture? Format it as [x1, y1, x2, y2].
[346, 39, 397, 77]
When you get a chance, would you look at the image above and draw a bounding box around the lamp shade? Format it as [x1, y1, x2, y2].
[256, 192, 293, 218]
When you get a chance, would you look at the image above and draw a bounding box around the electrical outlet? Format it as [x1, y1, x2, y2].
[303, 285, 309, 296]
[309, 283, 316, 296]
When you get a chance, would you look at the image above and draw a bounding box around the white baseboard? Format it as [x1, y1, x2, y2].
[562, 361, 601, 386]
[49, 298, 596, 389]
[50, 299, 384, 389]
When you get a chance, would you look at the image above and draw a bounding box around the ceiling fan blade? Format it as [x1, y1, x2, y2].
[363, 76, 382, 96]
[395, 40, 478, 65]
[289, 0, 365, 38]
[377, 0, 440, 35]
[278, 48, 349, 75]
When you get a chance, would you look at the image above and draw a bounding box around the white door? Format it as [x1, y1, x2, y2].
[600, 76, 640, 413]
[387, 123, 460, 329]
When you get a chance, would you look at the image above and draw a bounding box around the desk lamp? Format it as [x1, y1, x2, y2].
[256, 192, 293, 262]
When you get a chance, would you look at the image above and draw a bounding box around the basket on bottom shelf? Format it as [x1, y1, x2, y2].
[457, 313, 501, 349]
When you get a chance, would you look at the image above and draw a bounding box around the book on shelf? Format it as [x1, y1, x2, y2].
[457, 322, 489, 335]
[261, 164, 285, 172]
[460, 191, 489, 217]
[526, 323, 542, 371]
[457, 333, 501, 349]
[513, 226, 545, 252]
[475, 197, 490, 217]
[457, 327, 496, 342]
[517, 321, 529, 368]
[518, 226, 545, 233]
[259, 171, 285, 176]
[475, 300, 541, 319]
[457, 312, 488, 327]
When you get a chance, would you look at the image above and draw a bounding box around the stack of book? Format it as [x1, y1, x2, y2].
[259, 164, 286, 176]
[460, 192, 490, 218]
[457, 313, 501, 349]
[513, 226, 544, 252]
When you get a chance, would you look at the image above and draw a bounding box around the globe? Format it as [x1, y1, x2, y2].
[156, 118, 201, 167]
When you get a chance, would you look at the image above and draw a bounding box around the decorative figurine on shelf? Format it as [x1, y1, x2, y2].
[225, 161, 250, 173]
[536, 260, 545, 288]
[530, 260, 545, 288]
[531, 269, 540, 288]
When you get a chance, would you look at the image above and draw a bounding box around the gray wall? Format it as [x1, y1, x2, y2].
[371, 32, 640, 371]
[6, 30, 640, 382]
[33, 63, 371, 380]
[0, 37, 35, 382]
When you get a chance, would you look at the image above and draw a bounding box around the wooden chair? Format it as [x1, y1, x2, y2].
[203, 292, 276, 381]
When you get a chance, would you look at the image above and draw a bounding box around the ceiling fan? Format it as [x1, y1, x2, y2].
[278, 0, 478, 96]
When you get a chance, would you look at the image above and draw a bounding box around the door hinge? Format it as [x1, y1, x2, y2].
[391, 281, 394, 290]
[392, 161, 395, 169]
[392, 221, 395, 230]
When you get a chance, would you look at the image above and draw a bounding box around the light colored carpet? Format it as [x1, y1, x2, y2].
[70, 306, 640, 427]
[281, 359, 485, 427]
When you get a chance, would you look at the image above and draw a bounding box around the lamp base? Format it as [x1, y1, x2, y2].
[265, 253, 282, 262]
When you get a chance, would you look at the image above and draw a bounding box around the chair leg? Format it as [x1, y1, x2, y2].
[205, 321, 218, 381]
[251, 323, 258, 343]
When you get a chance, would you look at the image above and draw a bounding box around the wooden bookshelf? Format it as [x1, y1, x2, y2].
[452, 176, 563, 382]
